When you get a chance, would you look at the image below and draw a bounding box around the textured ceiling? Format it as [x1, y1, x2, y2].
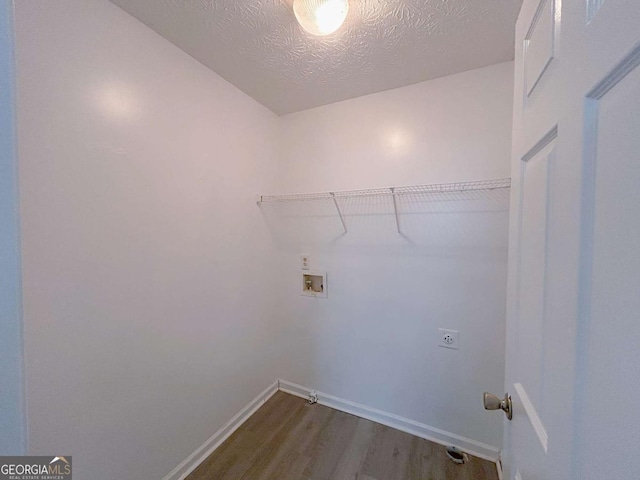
[110, 0, 522, 115]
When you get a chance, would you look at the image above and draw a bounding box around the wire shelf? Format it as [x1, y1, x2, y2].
[257, 178, 511, 237]
[258, 178, 510, 203]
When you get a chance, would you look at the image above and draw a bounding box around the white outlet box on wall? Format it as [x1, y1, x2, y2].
[439, 328, 459, 349]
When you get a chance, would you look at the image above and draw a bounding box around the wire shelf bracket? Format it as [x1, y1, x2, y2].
[390, 187, 402, 235]
[330, 192, 348, 234]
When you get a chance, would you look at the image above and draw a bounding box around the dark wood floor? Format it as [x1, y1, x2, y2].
[186, 391, 499, 480]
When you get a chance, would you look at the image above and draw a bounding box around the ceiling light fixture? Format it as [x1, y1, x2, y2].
[293, 0, 349, 36]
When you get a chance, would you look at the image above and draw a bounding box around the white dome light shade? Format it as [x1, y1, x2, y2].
[293, 0, 349, 36]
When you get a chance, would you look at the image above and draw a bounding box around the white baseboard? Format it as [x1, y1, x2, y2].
[278, 379, 500, 463]
[162, 380, 279, 480]
[164, 378, 500, 479]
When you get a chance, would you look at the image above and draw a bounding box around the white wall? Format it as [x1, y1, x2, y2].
[13, 1, 280, 478]
[0, 0, 26, 455]
[274, 62, 513, 451]
[12, 0, 513, 471]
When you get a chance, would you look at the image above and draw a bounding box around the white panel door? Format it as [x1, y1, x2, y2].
[504, 0, 640, 479]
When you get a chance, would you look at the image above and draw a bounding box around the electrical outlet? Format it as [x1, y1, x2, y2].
[301, 254, 310, 270]
[439, 328, 459, 349]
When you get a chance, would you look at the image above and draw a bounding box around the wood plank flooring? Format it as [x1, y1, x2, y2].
[186, 391, 499, 480]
